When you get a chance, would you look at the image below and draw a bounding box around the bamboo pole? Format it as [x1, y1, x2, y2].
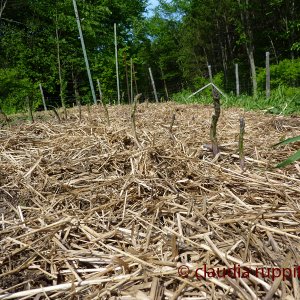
[149, 67, 158, 103]
[235, 63, 240, 96]
[72, 0, 97, 105]
[39, 84, 47, 111]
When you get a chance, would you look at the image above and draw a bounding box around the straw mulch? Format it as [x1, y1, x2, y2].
[0, 103, 299, 300]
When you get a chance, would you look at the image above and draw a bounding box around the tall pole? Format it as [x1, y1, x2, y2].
[114, 23, 120, 105]
[72, 0, 97, 105]
[235, 63, 240, 96]
[39, 83, 47, 111]
[149, 67, 158, 103]
[266, 52, 270, 99]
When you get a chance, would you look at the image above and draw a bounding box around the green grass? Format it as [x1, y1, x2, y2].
[171, 86, 300, 115]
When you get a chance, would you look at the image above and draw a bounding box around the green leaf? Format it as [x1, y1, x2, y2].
[273, 135, 300, 147]
[276, 150, 300, 168]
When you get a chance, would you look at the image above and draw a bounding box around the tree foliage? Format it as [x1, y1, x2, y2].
[0, 0, 299, 113]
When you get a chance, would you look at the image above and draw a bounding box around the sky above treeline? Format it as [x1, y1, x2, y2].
[147, 0, 159, 15]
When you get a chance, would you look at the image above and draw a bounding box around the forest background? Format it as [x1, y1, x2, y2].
[0, 0, 299, 114]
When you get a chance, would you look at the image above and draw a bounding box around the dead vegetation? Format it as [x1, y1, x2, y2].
[0, 103, 299, 300]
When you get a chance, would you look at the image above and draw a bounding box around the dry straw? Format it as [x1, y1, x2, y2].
[0, 103, 299, 299]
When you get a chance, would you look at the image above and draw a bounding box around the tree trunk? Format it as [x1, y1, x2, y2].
[56, 14, 67, 118]
[0, 0, 7, 19]
[246, 44, 257, 97]
[123, 51, 130, 103]
[239, 0, 257, 97]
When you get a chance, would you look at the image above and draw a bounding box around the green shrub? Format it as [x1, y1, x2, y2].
[257, 58, 300, 90]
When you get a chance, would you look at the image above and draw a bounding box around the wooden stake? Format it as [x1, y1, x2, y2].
[235, 63, 240, 96]
[149, 67, 158, 103]
[72, 0, 97, 105]
[114, 23, 120, 105]
[39, 83, 47, 111]
[266, 52, 271, 99]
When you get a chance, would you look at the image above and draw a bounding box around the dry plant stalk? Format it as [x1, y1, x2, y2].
[131, 93, 142, 147]
[239, 117, 245, 171]
[210, 87, 220, 156]
[169, 112, 176, 134]
[0, 103, 299, 299]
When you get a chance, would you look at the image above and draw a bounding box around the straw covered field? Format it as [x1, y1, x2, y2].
[0, 102, 300, 300]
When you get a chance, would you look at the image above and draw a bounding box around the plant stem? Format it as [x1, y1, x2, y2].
[131, 93, 142, 148]
[210, 88, 220, 157]
[239, 117, 245, 171]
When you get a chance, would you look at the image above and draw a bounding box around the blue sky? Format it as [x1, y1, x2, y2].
[148, 0, 160, 9]
[146, 0, 160, 15]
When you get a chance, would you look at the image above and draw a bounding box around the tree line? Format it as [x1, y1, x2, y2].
[0, 0, 299, 114]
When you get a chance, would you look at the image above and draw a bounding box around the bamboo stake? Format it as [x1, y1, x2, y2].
[235, 63, 240, 96]
[149, 67, 158, 103]
[72, 0, 97, 105]
[39, 83, 47, 111]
